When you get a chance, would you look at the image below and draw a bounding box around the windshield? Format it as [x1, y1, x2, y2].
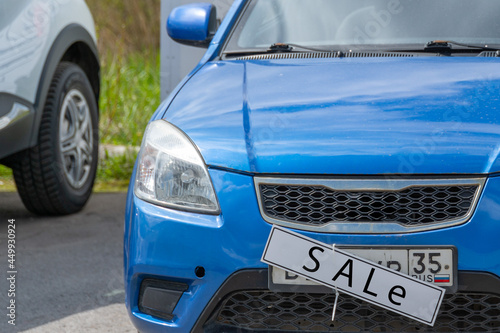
[225, 0, 500, 52]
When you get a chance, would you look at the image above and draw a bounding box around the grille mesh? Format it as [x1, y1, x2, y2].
[213, 290, 500, 332]
[260, 184, 477, 227]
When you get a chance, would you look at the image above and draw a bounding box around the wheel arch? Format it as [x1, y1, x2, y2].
[31, 23, 100, 147]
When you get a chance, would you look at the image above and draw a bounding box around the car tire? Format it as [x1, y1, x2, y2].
[12, 62, 99, 215]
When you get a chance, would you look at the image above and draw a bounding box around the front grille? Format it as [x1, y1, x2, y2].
[258, 182, 480, 229]
[213, 290, 500, 332]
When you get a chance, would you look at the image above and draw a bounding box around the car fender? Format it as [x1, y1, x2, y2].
[30, 23, 99, 147]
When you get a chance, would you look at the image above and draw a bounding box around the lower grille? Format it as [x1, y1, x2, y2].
[212, 290, 500, 332]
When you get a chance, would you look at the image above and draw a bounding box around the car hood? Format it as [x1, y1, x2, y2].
[164, 57, 500, 175]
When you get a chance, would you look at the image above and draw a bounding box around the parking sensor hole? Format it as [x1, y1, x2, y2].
[195, 266, 206, 278]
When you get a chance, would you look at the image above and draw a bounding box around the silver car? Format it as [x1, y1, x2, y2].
[0, 0, 100, 215]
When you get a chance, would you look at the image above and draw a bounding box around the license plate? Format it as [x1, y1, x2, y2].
[271, 246, 456, 290]
[262, 226, 446, 326]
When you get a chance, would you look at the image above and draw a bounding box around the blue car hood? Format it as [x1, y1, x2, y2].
[165, 57, 500, 175]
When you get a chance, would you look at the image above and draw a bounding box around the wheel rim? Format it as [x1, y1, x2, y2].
[59, 89, 93, 189]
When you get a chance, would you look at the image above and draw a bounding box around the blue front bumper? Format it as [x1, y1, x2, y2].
[124, 169, 500, 333]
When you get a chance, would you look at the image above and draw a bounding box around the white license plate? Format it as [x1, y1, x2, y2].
[272, 247, 456, 288]
[262, 226, 446, 326]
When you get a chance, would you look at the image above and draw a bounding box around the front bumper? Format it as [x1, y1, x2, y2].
[0, 93, 35, 161]
[124, 169, 500, 332]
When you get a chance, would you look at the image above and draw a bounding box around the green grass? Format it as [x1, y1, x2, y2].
[88, 0, 160, 191]
[86, 0, 160, 58]
[94, 149, 139, 192]
[0, 164, 11, 177]
[99, 53, 160, 146]
[95, 52, 159, 190]
[0, 165, 15, 192]
[98, 149, 138, 182]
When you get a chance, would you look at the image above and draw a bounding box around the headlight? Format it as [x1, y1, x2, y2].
[134, 120, 220, 214]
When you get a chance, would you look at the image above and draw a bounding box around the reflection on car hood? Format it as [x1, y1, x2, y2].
[164, 57, 500, 175]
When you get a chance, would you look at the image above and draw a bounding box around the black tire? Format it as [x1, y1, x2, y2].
[13, 62, 99, 215]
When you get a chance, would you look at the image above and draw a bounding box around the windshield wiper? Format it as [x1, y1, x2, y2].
[223, 43, 335, 57]
[268, 43, 333, 53]
[424, 40, 500, 52]
[225, 41, 500, 57]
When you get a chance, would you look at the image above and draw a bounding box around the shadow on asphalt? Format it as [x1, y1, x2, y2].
[0, 191, 129, 332]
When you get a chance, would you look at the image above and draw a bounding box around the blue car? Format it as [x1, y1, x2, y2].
[124, 1, 500, 332]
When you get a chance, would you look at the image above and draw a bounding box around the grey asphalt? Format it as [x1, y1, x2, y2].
[0, 192, 136, 332]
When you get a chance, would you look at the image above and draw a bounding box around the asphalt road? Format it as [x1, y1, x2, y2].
[0, 192, 136, 333]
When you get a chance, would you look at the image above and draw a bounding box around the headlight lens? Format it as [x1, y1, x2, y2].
[134, 120, 219, 214]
